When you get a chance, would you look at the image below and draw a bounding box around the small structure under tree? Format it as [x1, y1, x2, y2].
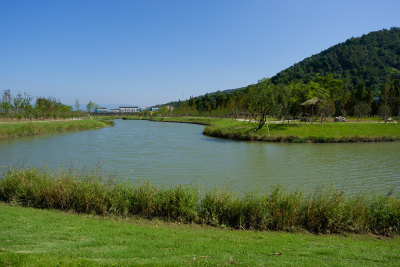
[300, 97, 321, 123]
[301, 97, 335, 124]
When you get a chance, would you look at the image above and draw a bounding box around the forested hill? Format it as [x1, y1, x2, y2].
[166, 27, 400, 108]
[271, 27, 400, 94]
[161, 28, 400, 118]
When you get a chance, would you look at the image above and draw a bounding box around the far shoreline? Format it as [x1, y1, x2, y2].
[0, 119, 113, 140]
[116, 115, 400, 143]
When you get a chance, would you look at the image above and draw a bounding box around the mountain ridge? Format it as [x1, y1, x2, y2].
[168, 27, 400, 105]
[270, 27, 400, 94]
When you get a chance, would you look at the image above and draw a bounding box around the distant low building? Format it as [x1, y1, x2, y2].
[95, 107, 108, 113]
[119, 106, 139, 113]
[149, 107, 159, 111]
[110, 108, 120, 113]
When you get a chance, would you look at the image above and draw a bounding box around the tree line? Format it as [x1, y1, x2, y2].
[162, 75, 400, 126]
[0, 89, 98, 119]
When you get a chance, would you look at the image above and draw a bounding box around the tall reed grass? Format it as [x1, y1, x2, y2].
[1, 168, 399, 235]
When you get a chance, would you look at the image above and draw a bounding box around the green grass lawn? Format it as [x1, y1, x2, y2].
[130, 116, 400, 143]
[207, 120, 400, 142]
[1, 204, 400, 266]
[0, 119, 112, 140]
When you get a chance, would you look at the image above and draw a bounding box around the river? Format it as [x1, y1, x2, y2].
[0, 120, 399, 193]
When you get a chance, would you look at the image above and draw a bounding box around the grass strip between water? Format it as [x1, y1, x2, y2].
[1, 168, 399, 236]
[117, 115, 400, 143]
[0, 119, 113, 140]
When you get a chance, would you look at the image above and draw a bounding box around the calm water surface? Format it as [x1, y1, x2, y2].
[1, 120, 399, 193]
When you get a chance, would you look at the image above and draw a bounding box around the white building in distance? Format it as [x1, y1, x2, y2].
[119, 106, 139, 113]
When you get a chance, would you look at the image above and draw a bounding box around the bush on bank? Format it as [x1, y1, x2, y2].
[0, 168, 399, 235]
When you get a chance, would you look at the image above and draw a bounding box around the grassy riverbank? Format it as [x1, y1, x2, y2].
[1, 168, 399, 235]
[204, 119, 400, 143]
[120, 116, 400, 143]
[1, 204, 400, 266]
[0, 119, 113, 140]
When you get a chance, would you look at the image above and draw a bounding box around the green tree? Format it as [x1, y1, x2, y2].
[13, 93, 23, 117]
[318, 99, 335, 124]
[20, 93, 33, 118]
[1, 89, 12, 117]
[86, 101, 96, 113]
[338, 77, 351, 116]
[380, 78, 391, 122]
[366, 88, 375, 115]
[394, 79, 400, 123]
[158, 105, 169, 116]
[353, 102, 371, 121]
[245, 80, 277, 133]
[388, 79, 400, 119]
[355, 82, 368, 102]
[34, 97, 53, 118]
[187, 97, 198, 116]
[306, 81, 330, 102]
[305, 79, 335, 123]
[287, 81, 308, 117]
[276, 84, 293, 124]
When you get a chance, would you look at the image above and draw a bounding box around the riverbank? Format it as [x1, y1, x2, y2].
[119, 116, 400, 143]
[1, 204, 399, 266]
[1, 168, 399, 235]
[0, 119, 113, 140]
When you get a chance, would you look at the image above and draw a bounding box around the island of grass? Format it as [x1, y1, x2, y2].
[0, 119, 113, 140]
[119, 116, 400, 143]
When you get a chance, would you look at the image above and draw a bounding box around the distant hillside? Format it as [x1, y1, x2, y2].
[164, 86, 246, 107]
[167, 28, 400, 107]
[162, 28, 400, 118]
[271, 27, 400, 94]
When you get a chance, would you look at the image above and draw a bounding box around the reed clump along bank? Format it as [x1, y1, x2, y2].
[1, 168, 399, 235]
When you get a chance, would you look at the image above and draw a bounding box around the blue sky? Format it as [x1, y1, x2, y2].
[0, 0, 399, 106]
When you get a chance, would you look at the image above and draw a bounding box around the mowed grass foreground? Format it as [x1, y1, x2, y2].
[1, 204, 400, 266]
[0, 119, 113, 140]
[121, 116, 400, 143]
